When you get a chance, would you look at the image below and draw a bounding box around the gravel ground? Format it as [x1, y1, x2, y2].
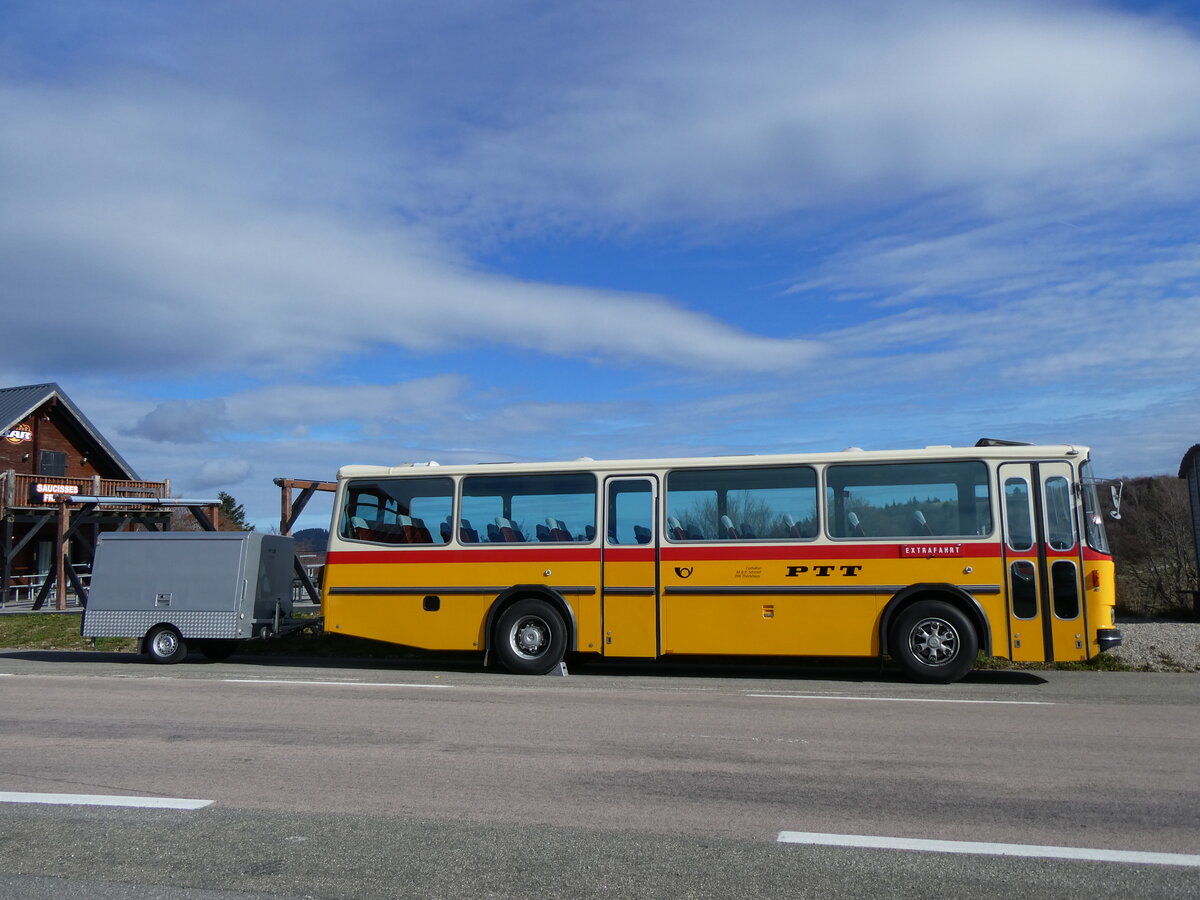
[1111, 619, 1200, 672]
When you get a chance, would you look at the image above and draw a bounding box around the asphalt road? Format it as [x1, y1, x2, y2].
[0, 650, 1197, 899]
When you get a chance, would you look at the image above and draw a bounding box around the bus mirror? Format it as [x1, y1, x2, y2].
[1109, 483, 1123, 520]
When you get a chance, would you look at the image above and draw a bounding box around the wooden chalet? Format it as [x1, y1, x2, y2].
[0, 383, 217, 609]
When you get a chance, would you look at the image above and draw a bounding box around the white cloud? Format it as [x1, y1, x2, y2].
[126, 398, 229, 443]
[0, 77, 822, 379]
[393, 1, 1200, 229]
[191, 458, 252, 491]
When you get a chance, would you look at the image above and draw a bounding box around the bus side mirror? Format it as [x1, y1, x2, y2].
[1109, 483, 1123, 520]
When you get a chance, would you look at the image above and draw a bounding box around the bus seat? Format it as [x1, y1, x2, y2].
[848, 511, 866, 538]
[411, 516, 433, 543]
[495, 516, 523, 542]
[585, 525, 595, 541]
[458, 518, 480, 543]
[912, 509, 933, 536]
[633, 525, 652, 544]
[487, 523, 501, 543]
[550, 518, 572, 541]
[720, 515, 740, 540]
[440, 519, 452, 543]
[536, 524, 553, 542]
[667, 516, 687, 541]
[396, 515, 418, 543]
[783, 514, 805, 539]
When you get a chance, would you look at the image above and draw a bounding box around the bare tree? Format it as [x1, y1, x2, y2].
[1107, 475, 1198, 618]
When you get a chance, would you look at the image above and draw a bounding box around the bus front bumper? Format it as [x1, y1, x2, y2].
[1097, 628, 1123, 652]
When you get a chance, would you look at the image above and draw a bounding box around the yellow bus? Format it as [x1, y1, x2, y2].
[321, 440, 1121, 682]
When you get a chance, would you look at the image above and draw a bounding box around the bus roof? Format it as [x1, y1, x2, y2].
[336, 442, 1089, 480]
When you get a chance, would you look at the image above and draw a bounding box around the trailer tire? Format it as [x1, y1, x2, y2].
[145, 625, 188, 665]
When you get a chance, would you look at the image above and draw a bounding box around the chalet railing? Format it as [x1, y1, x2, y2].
[0, 471, 171, 513]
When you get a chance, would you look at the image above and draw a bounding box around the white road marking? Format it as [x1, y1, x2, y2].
[777, 831, 1200, 867]
[222, 678, 450, 689]
[750, 693, 1051, 705]
[0, 791, 211, 810]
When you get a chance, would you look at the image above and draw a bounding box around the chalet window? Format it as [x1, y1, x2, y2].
[38, 450, 67, 477]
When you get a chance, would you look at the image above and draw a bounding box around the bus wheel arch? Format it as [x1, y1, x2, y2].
[486, 586, 576, 675]
[881, 585, 988, 683]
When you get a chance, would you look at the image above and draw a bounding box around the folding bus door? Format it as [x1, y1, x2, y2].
[601, 477, 659, 657]
[999, 462, 1087, 662]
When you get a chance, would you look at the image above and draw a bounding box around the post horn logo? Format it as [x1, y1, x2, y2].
[673, 566, 693, 579]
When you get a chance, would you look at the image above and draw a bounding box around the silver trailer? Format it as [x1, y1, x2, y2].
[81, 531, 301, 663]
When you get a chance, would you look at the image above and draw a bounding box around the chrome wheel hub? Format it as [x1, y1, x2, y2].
[911, 618, 959, 666]
[513, 618, 548, 657]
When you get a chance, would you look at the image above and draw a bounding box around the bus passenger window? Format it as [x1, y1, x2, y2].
[461, 473, 596, 544]
[666, 466, 816, 542]
[825, 461, 991, 539]
[339, 477, 453, 546]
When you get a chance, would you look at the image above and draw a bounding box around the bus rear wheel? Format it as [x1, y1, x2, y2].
[890, 600, 977, 683]
[494, 598, 567, 675]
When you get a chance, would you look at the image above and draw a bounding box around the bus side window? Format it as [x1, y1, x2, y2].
[825, 461, 991, 539]
[340, 478, 453, 546]
[666, 465, 817, 542]
[462, 473, 597, 544]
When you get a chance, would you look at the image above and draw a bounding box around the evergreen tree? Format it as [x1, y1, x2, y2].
[217, 491, 254, 531]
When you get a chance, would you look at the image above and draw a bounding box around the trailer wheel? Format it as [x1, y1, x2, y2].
[145, 626, 188, 665]
[493, 598, 567, 675]
[196, 640, 238, 661]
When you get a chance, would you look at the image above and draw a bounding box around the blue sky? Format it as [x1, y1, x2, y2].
[3, 0, 1199, 531]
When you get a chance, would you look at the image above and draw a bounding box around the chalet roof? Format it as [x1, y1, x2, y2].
[0, 383, 140, 480]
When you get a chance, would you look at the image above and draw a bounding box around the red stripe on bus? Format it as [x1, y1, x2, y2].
[603, 547, 656, 562]
[660, 544, 1003, 561]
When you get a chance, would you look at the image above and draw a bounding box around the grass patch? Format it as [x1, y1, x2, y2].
[974, 651, 1142, 673]
[0, 613, 137, 652]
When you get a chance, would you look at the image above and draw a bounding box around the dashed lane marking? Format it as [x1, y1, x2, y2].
[222, 678, 451, 688]
[777, 831, 1200, 867]
[0, 791, 211, 810]
[750, 693, 1051, 705]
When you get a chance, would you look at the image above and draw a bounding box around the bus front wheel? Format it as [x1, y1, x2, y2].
[889, 600, 977, 683]
[494, 598, 567, 675]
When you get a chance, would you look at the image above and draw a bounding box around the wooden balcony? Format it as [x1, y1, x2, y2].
[0, 470, 171, 513]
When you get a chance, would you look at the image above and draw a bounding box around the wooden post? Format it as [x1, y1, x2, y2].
[55, 499, 68, 611]
[280, 484, 293, 535]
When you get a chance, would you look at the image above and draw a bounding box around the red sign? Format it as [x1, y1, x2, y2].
[900, 543, 964, 558]
[36, 482, 79, 496]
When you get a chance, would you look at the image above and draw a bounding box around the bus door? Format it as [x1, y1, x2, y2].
[999, 462, 1087, 662]
[601, 477, 659, 657]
